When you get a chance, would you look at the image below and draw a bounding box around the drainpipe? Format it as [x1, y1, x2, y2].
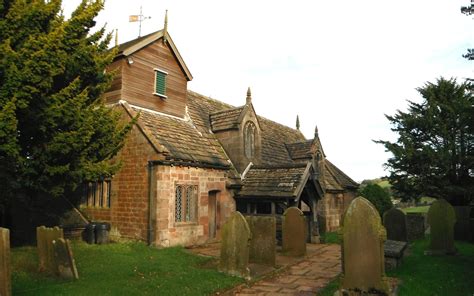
[147, 161, 157, 245]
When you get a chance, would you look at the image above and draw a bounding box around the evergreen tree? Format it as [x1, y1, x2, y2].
[376, 77, 474, 205]
[0, 0, 132, 204]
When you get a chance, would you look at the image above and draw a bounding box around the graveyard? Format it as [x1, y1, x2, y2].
[1, 199, 474, 295]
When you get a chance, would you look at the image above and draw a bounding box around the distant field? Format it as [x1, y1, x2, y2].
[377, 180, 391, 189]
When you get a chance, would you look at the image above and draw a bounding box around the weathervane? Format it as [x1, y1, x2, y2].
[129, 6, 151, 37]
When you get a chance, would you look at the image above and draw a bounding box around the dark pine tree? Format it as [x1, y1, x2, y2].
[376, 77, 474, 205]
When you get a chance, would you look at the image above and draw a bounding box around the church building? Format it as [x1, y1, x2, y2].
[80, 19, 358, 247]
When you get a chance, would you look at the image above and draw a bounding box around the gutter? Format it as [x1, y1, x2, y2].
[149, 159, 230, 170]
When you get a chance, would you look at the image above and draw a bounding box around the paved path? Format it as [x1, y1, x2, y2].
[234, 244, 341, 295]
[189, 243, 341, 295]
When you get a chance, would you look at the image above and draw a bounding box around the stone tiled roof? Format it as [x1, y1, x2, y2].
[325, 160, 359, 191]
[186, 90, 358, 192]
[237, 163, 310, 198]
[130, 106, 230, 167]
[187, 90, 234, 132]
[209, 107, 245, 132]
[187, 90, 306, 166]
[258, 117, 306, 166]
[285, 140, 314, 160]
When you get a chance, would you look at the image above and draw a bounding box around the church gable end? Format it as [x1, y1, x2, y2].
[104, 29, 192, 119]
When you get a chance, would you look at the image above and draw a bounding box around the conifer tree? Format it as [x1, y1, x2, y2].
[376, 78, 474, 205]
[0, 0, 132, 204]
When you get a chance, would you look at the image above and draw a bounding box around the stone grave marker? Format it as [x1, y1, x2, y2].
[341, 197, 390, 295]
[406, 213, 425, 241]
[282, 207, 306, 257]
[0, 228, 11, 296]
[453, 206, 471, 241]
[219, 211, 251, 279]
[470, 207, 474, 243]
[427, 199, 456, 255]
[383, 208, 408, 242]
[37, 226, 64, 273]
[52, 238, 79, 280]
[246, 216, 276, 267]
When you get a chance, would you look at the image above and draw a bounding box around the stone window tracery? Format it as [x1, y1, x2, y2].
[244, 121, 256, 159]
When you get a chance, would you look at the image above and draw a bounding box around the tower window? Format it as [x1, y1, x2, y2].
[154, 69, 168, 98]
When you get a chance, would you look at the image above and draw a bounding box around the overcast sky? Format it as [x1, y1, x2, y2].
[63, 0, 473, 182]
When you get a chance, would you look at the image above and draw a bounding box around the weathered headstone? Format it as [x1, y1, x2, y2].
[453, 206, 471, 241]
[246, 216, 276, 267]
[0, 228, 11, 296]
[426, 199, 456, 255]
[282, 207, 306, 256]
[219, 212, 251, 278]
[383, 208, 408, 242]
[37, 226, 64, 273]
[341, 197, 390, 295]
[384, 239, 408, 270]
[52, 238, 79, 280]
[406, 213, 425, 241]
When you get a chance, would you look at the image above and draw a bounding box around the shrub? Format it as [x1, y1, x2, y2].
[358, 183, 393, 217]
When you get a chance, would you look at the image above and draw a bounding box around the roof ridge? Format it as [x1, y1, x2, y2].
[209, 105, 245, 116]
[251, 163, 308, 169]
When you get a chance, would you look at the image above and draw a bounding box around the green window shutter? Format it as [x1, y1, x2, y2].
[155, 70, 167, 96]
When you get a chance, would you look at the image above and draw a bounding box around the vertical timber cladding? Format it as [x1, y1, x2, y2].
[154, 165, 235, 247]
[121, 40, 188, 118]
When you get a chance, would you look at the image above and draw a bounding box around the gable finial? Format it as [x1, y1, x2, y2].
[246, 87, 252, 104]
[314, 125, 319, 138]
[115, 29, 119, 47]
[296, 115, 300, 130]
[163, 10, 168, 43]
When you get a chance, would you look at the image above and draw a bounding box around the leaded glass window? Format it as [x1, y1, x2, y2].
[81, 180, 111, 209]
[175, 185, 198, 223]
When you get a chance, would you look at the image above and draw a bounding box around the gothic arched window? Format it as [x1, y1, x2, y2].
[244, 122, 256, 158]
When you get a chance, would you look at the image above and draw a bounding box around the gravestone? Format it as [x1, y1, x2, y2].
[219, 212, 251, 279]
[427, 199, 456, 255]
[0, 228, 11, 296]
[406, 213, 425, 241]
[52, 238, 79, 280]
[341, 197, 390, 295]
[37, 226, 64, 273]
[384, 240, 408, 270]
[470, 207, 474, 243]
[246, 216, 276, 267]
[383, 208, 408, 242]
[453, 206, 471, 241]
[282, 207, 306, 256]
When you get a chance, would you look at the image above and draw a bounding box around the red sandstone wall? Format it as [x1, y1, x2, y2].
[154, 165, 235, 247]
[317, 191, 356, 232]
[82, 120, 159, 241]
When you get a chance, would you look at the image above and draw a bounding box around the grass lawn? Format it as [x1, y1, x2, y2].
[387, 238, 474, 295]
[403, 206, 430, 214]
[11, 241, 243, 295]
[317, 238, 474, 296]
[321, 231, 341, 245]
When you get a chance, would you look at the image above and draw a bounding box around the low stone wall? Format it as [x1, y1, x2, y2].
[406, 213, 425, 242]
